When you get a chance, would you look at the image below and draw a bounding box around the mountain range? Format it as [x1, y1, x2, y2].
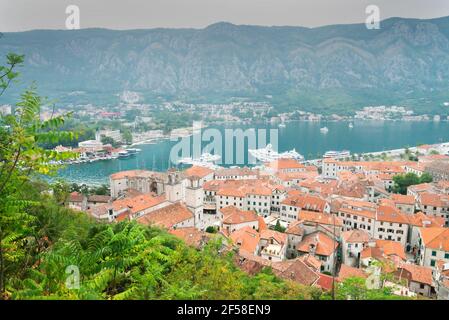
[2, 16, 449, 114]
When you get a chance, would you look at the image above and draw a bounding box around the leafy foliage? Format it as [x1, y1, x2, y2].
[392, 172, 433, 194]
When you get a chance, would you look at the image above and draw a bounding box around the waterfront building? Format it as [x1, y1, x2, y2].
[78, 139, 104, 152]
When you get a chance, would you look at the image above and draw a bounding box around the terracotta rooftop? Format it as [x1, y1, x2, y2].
[229, 226, 260, 254]
[260, 229, 288, 245]
[298, 210, 344, 228]
[337, 265, 367, 282]
[169, 227, 211, 248]
[408, 212, 445, 228]
[271, 259, 320, 287]
[397, 263, 433, 286]
[136, 202, 193, 229]
[316, 273, 334, 291]
[285, 220, 305, 236]
[297, 231, 338, 257]
[69, 191, 83, 203]
[394, 190, 418, 202]
[112, 193, 167, 215]
[361, 240, 406, 261]
[221, 206, 259, 225]
[420, 193, 449, 208]
[184, 165, 214, 178]
[282, 194, 328, 212]
[375, 205, 410, 224]
[341, 229, 371, 243]
[265, 158, 306, 170]
[419, 227, 449, 251]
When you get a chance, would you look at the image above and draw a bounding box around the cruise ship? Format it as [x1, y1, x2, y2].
[323, 150, 351, 159]
[249, 144, 305, 163]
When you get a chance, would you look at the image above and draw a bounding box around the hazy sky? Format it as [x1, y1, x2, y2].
[1, 0, 449, 32]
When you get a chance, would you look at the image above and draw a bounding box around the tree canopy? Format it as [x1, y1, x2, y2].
[392, 172, 433, 194]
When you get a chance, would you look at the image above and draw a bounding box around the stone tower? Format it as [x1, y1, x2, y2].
[185, 175, 204, 229]
[165, 169, 183, 203]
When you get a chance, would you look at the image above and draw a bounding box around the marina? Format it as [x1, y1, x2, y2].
[57, 120, 449, 185]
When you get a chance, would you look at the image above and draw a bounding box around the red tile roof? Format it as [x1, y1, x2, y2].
[112, 194, 167, 215]
[184, 165, 214, 178]
[341, 229, 371, 243]
[397, 263, 433, 286]
[297, 231, 338, 257]
[221, 206, 259, 225]
[419, 227, 449, 251]
[137, 202, 193, 229]
[229, 226, 260, 254]
[337, 265, 367, 282]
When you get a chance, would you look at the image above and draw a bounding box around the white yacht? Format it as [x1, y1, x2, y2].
[125, 148, 141, 155]
[249, 144, 304, 163]
[320, 127, 329, 134]
[280, 148, 305, 161]
[118, 151, 131, 159]
[178, 153, 221, 168]
[348, 122, 354, 129]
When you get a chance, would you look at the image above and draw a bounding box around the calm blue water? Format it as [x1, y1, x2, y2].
[58, 120, 449, 185]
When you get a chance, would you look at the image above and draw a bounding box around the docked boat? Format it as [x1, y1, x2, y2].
[280, 148, 305, 161]
[278, 123, 286, 128]
[177, 153, 221, 168]
[348, 122, 354, 129]
[320, 127, 329, 134]
[125, 148, 141, 155]
[249, 144, 305, 163]
[118, 151, 131, 159]
[323, 150, 351, 159]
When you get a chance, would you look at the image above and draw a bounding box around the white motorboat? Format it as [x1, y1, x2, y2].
[320, 127, 329, 134]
